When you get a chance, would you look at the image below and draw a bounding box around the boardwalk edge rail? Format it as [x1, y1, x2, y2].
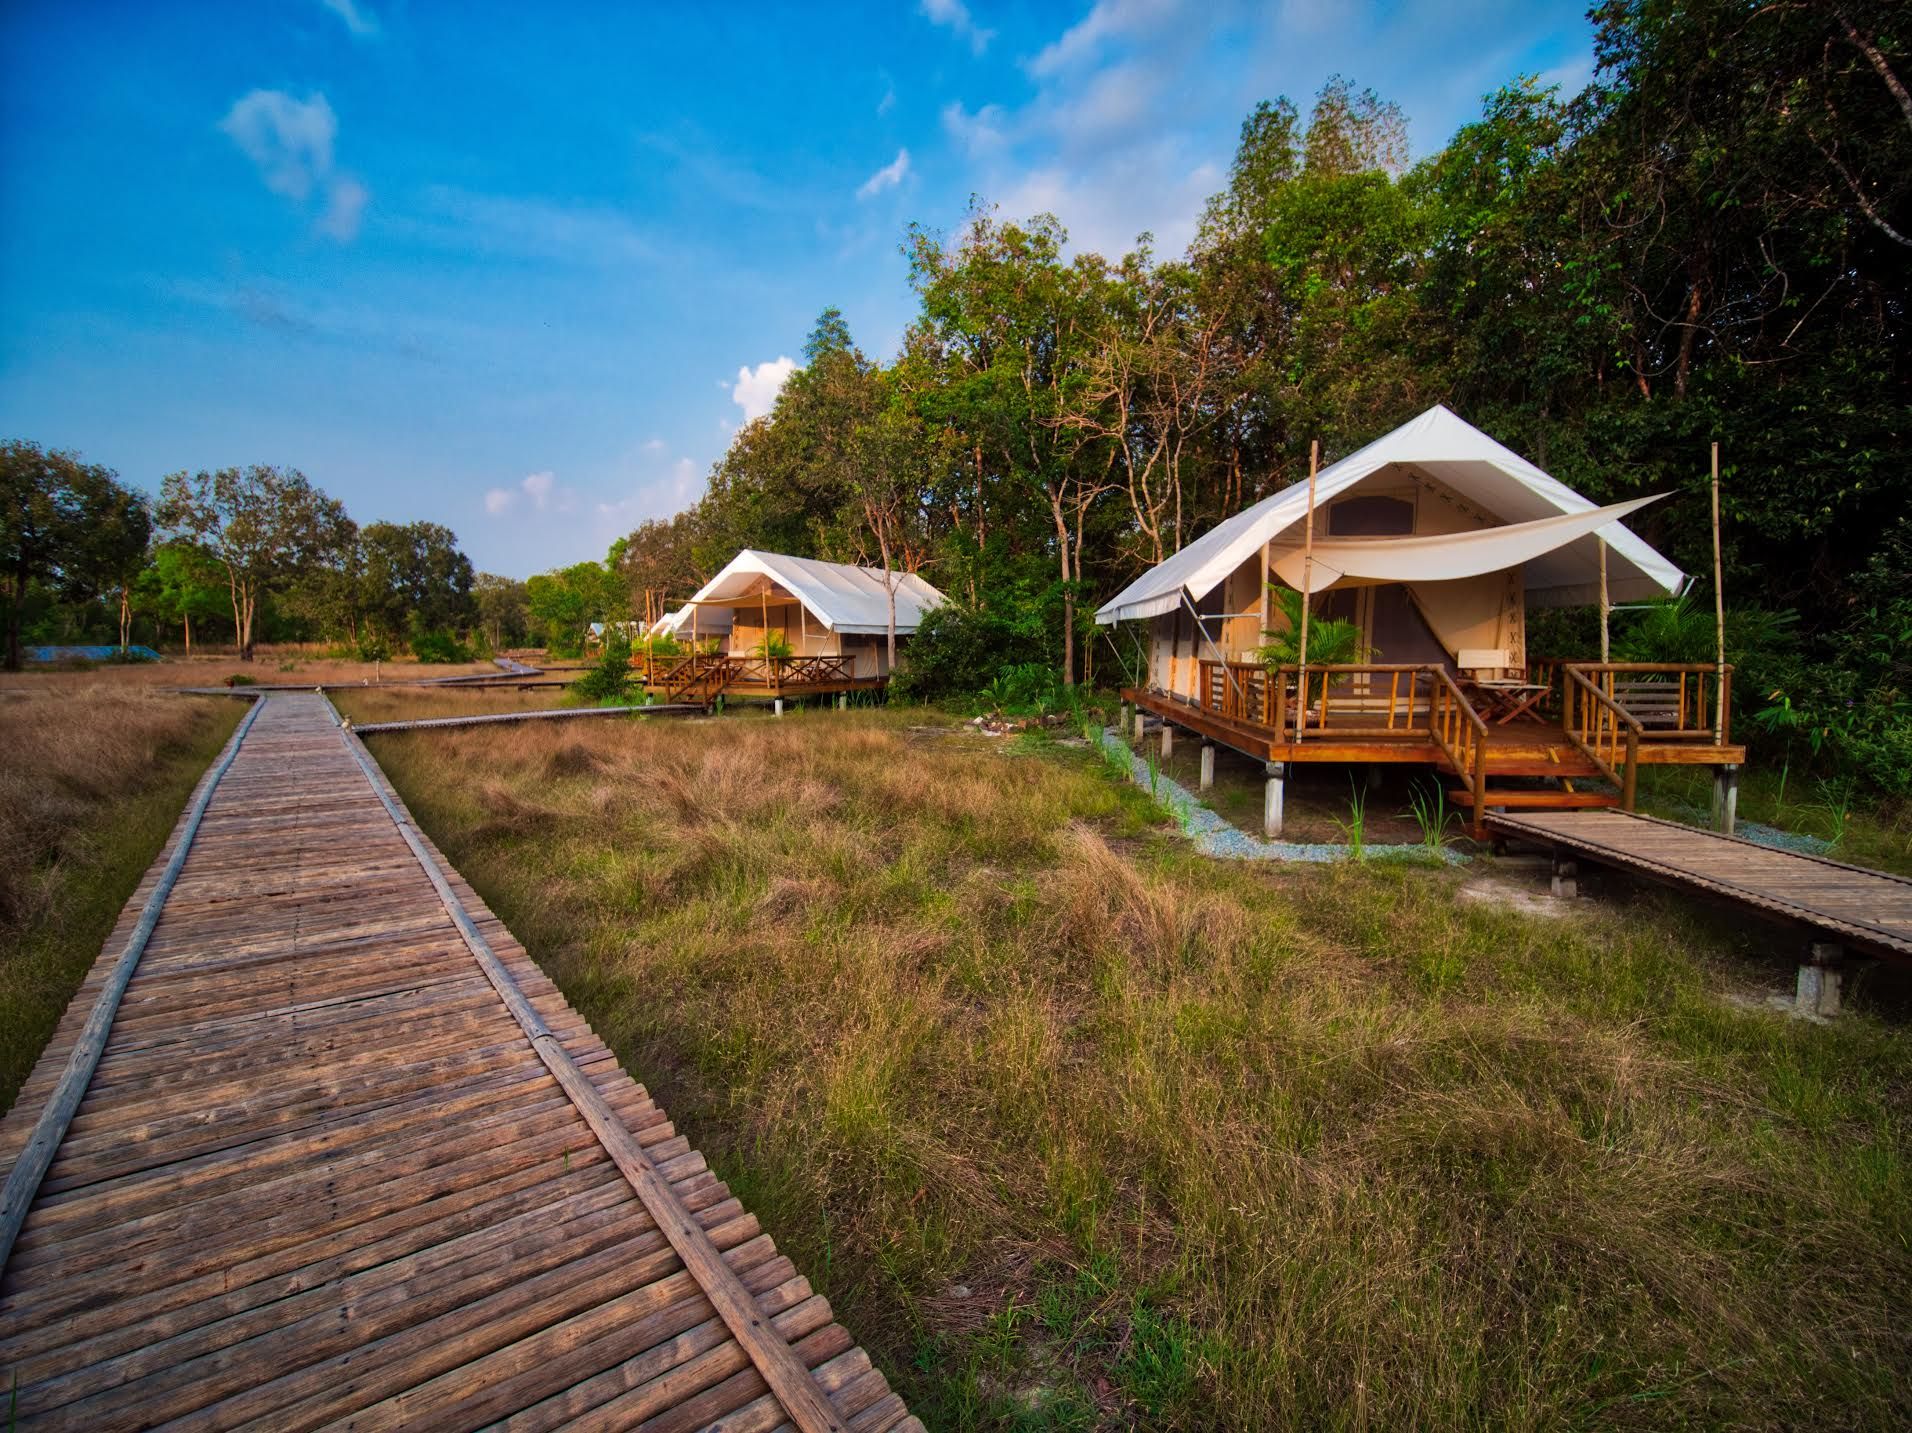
[0, 693, 268, 1273]
[328, 700, 849, 1433]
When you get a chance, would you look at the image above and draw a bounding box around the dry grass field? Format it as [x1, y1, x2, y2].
[0, 674, 241, 1103]
[356, 700, 1911, 1430]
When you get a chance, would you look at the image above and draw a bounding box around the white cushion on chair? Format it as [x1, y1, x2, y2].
[1456, 647, 1510, 674]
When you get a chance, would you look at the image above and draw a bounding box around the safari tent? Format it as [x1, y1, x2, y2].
[1096, 405, 1743, 833]
[1096, 404, 1683, 693]
[653, 549, 945, 680]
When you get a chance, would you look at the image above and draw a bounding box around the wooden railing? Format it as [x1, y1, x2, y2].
[1427, 666, 1489, 812]
[1563, 667, 1641, 808]
[641, 651, 860, 701]
[1561, 663, 1731, 744]
[1273, 663, 1439, 739]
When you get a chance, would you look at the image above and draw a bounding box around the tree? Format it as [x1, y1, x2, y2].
[359, 521, 476, 646]
[846, 391, 949, 666]
[156, 465, 352, 660]
[526, 560, 619, 656]
[0, 441, 150, 669]
[473, 573, 531, 650]
[139, 539, 227, 653]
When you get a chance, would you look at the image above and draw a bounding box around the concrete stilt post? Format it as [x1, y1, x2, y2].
[1134, 711, 1147, 744]
[1199, 744, 1215, 791]
[1550, 853, 1578, 899]
[1119, 701, 1130, 736]
[1264, 761, 1285, 839]
[773, 698, 784, 717]
[1796, 940, 1845, 1017]
[1160, 723, 1174, 760]
[1713, 764, 1740, 835]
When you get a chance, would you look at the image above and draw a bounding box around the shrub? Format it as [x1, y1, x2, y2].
[574, 651, 633, 702]
[410, 629, 472, 665]
[891, 599, 1051, 701]
[356, 633, 391, 663]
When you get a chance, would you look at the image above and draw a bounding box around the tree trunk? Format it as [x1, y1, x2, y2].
[185, 609, 192, 657]
[1049, 489, 1075, 688]
[5, 566, 24, 671]
[118, 587, 131, 651]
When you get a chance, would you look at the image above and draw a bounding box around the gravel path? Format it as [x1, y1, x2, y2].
[1092, 726, 1467, 865]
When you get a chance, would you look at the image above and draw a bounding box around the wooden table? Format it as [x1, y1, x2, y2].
[1464, 678, 1552, 725]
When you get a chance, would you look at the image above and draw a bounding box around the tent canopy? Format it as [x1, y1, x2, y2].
[654, 549, 947, 637]
[1094, 405, 1685, 624]
[1268, 494, 1667, 592]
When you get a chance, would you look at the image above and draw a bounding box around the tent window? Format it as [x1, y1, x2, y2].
[1329, 496, 1414, 537]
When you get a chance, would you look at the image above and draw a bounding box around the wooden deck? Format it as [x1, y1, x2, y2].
[1486, 809, 1912, 959]
[0, 692, 917, 1431]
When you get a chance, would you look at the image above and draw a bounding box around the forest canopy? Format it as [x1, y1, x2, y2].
[611, 0, 1909, 787]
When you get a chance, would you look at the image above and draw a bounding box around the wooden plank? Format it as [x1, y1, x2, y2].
[1486, 809, 1912, 958]
[0, 692, 912, 1431]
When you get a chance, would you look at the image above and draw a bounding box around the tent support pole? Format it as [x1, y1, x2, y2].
[1181, 591, 1242, 707]
[1598, 538, 1610, 663]
[1295, 440, 1319, 742]
[1711, 441, 1725, 746]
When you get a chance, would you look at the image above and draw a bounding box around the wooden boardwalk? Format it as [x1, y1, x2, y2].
[1486, 809, 1912, 958]
[0, 693, 916, 1431]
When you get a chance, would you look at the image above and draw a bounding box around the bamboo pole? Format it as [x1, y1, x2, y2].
[1711, 441, 1725, 745]
[1598, 537, 1610, 662]
[1295, 440, 1319, 740]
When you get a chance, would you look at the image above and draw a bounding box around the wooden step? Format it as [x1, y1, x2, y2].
[1481, 755, 1604, 778]
[1449, 787, 1621, 810]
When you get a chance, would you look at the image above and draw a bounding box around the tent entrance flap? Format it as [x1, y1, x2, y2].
[1268, 494, 1665, 591]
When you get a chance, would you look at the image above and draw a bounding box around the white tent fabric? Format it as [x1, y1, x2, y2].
[1093, 405, 1685, 623]
[1268, 494, 1667, 592]
[656, 549, 947, 637]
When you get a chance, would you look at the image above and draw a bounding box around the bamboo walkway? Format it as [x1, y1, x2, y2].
[1486, 809, 1912, 958]
[0, 692, 917, 1431]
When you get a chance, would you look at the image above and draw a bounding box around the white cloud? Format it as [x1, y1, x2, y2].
[219, 89, 368, 241]
[318, 175, 368, 240]
[591, 457, 706, 545]
[1028, 0, 1179, 76]
[412, 186, 652, 266]
[878, 82, 897, 117]
[319, 0, 379, 39]
[521, 470, 557, 510]
[942, 101, 1008, 157]
[856, 148, 911, 200]
[920, 0, 994, 55]
[731, 357, 797, 422]
[483, 487, 515, 516]
[642, 436, 667, 453]
[1538, 52, 1595, 99]
[220, 90, 336, 201]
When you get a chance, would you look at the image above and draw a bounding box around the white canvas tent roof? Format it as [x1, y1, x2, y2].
[1094, 405, 1685, 623]
[654, 549, 947, 638]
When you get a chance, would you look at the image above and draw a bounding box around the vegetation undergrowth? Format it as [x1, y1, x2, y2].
[367, 703, 1911, 1429]
[0, 685, 241, 1107]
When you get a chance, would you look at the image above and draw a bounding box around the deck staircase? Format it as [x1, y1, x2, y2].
[655, 654, 736, 706]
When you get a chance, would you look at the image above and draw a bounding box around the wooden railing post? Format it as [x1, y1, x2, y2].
[1623, 726, 1640, 810]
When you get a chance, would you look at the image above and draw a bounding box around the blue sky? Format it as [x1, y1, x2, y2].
[0, 0, 1597, 578]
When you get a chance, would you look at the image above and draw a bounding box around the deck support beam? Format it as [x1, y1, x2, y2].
[1796, 941, 1846, 1018]
[1199, 744, 1214, 790]
[1264, 761, 1285, 839]
[1712, 764, 1739, 835]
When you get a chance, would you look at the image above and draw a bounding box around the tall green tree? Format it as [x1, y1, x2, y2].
[359, 521, 476, 645]
[156, 465, 352, 660]
[0, 441, 150, 669]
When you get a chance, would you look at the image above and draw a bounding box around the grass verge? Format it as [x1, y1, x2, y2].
[359, 702, 1909, 1428]
[0, 687, 242, 1108]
